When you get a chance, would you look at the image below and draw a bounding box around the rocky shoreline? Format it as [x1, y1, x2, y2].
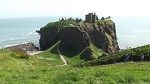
[5, 42, 42, 55]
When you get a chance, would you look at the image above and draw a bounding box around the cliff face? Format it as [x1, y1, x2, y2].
[59, 27, 90, 55]
[80, 21, 119, 54]
[38, 27, 60, 50]
[38, 17, 119, 57]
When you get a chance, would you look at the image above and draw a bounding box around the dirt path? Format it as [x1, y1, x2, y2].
[28, 49, 67, 66]
[57, 49, 68, 66]
[27, 51, 43, 55]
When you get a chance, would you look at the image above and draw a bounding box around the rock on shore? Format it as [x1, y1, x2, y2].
[6, 42, 39, 54]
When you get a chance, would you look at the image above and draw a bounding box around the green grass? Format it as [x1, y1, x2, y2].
[79, 44, 150, 67]
[44, 20, 78, 30]
[52, 62, 150, 84]
[33, 42, 63, 65]
[90, 43, 103, 58]
[96, 19, 114, 26]
[1, 45, 150, 83]
[57, 43, 103, 65]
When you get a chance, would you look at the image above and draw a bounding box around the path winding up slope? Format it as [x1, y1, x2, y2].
[57, 49, 67, 66]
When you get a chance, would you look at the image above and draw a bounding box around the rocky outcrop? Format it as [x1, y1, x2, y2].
[37, 16, 119, 56]
[80, 22, 119, 54]
[59, 27, 90, 54]
[37, 27, 60, 50]
[80, 48, 95, 61]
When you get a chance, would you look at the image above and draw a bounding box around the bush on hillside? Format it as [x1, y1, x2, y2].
[78, 44, 150, 67]
[10, 49, 29, 59]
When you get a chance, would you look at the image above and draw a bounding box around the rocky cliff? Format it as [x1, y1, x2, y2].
[37, 15, 119, 59]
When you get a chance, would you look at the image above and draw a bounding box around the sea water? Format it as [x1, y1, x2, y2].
[113, 16, 150, 49]
[0, 17, 59, 48]
[0, 16, 150, 49]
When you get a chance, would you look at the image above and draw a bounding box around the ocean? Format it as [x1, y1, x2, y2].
[113, 16, 150, 49]
[0, 16, 150, 49]
[0, 17, 59, 48]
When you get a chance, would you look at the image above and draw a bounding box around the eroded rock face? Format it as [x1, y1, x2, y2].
[38, 20, 119, 54]
[80, 48, 95, 61]
[38, 27, 60, 50]
[59, 27, 90, 53]
[80, 22, 119, 54]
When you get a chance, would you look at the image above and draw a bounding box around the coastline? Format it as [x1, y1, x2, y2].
[5, 42, 43, 55]
[1, 42, 30, 49]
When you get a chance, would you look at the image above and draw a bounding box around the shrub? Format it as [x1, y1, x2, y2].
[78, 44, 150, 67]
[11, 49, 29, 59]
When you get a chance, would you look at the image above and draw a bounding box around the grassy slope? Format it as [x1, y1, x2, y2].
[90, 43, 103, 58]
[59, 42, 103, 65]
[1, 49, 150, 84]
[80, 44, 150, 67]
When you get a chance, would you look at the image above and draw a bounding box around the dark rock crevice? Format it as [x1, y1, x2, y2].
[38, 27, 60, 50]
[59, 27, 90, 56]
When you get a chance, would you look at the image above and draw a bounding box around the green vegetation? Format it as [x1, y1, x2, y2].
[96, 19, 114, 26]
[0, 48, 150, 83]
[33, 42, 64, 65]
[80, 44, 150, 67]
[90, 43, 103, 58]
[45, 20, 78, 30]
[10, 49, 29, 59]
[52, 62, 150, 84]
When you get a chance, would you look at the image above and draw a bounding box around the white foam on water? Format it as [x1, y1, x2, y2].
[0, 42, 29, 48]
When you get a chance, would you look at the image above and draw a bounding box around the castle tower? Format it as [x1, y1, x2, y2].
[85, 13, 97, 23]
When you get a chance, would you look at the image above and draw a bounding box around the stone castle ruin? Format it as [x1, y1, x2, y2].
[85, 13, 98, 23]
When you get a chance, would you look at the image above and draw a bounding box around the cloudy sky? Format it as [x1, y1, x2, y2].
[0, 0, 150, 18]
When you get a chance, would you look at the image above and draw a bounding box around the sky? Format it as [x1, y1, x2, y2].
[0, 0, 150, 18]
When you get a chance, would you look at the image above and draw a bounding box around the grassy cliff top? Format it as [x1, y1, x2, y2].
[45, 20, 79, 29]
[42, 18, 115, 31]
[96, 19, 114, 26]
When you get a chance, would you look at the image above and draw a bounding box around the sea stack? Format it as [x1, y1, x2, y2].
[37, 13, 119, 59]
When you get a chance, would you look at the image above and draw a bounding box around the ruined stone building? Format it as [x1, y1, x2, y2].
[85, 13, 98, 23]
